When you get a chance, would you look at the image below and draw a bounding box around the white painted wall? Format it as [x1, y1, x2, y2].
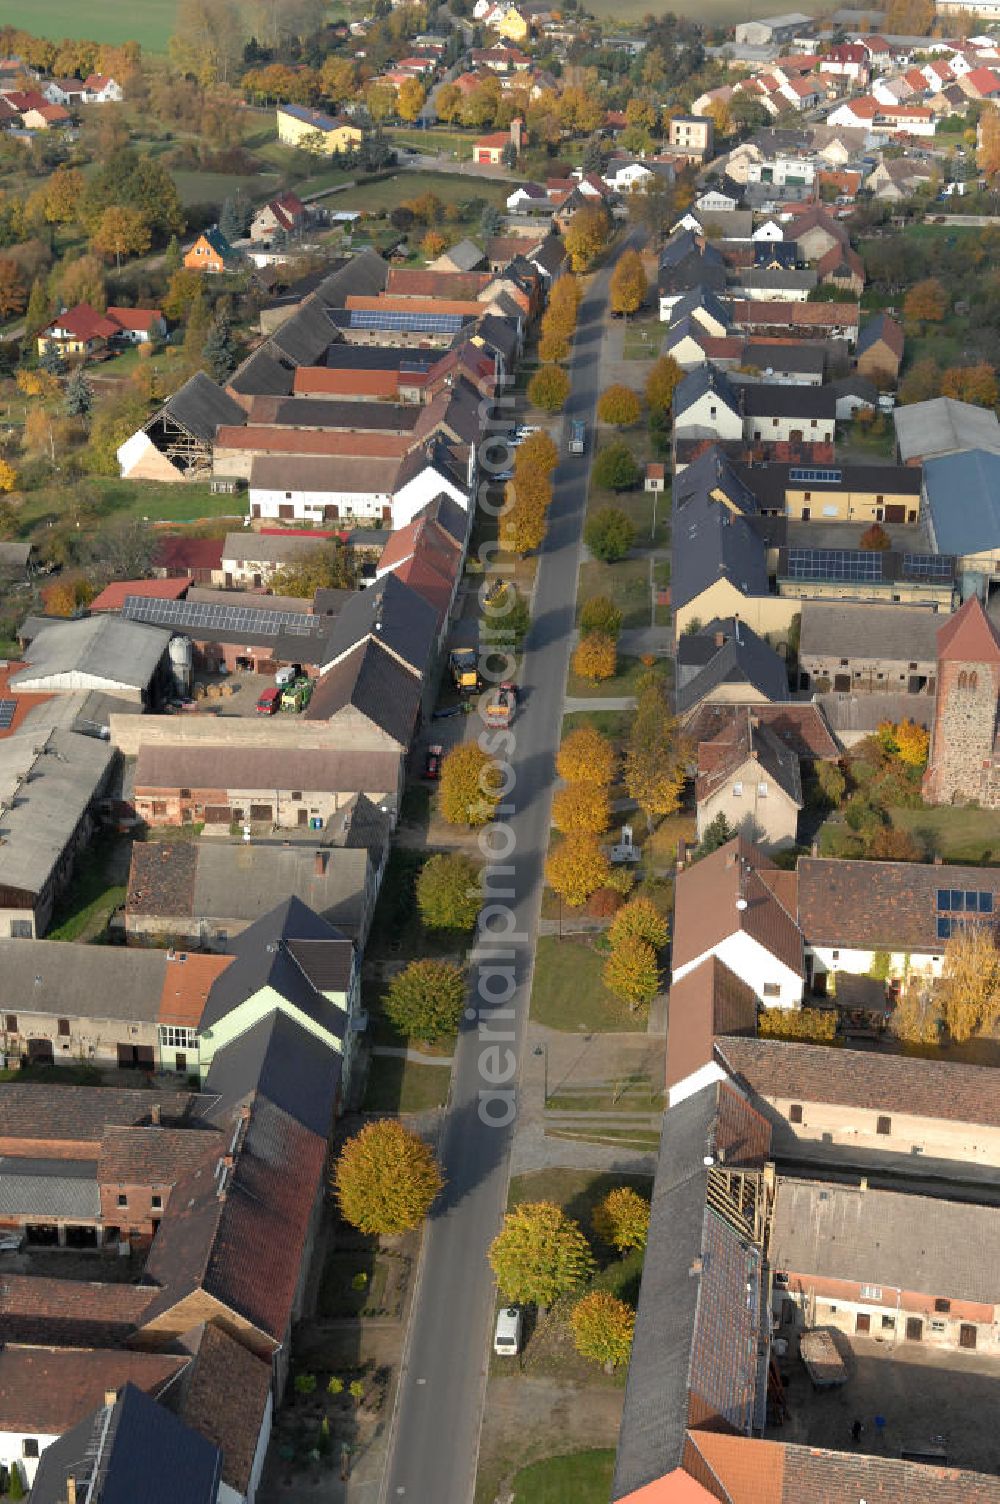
[673, 931, 803, 1006]
[0, 1431, 58, 1488]
[248, 485, 390, 523]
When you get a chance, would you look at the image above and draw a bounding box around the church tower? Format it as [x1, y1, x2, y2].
[923, 596, 1000, 807]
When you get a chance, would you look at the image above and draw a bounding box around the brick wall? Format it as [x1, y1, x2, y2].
[924, 658, 1000, 805]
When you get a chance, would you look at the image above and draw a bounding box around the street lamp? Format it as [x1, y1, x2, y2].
[534, 1042, 548, 1104]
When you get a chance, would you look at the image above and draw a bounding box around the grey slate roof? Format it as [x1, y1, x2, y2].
[0, 729, 115, 900]
[204, 1007, 342, 1138]
[200, 894, 351, 1032]
[739, 266, 817, 294]
[742, 382, 836, 419]
[321, 570, 438, 677]
[315, 246, 389, 307]
[268, 294, 340, 366]
[0, 940, 168, 1023]
[227, 344, 295, 398]
[157, 371, 246, 443]
[30, 1383, 222, 1504]
[676, 618, 790, 714]
[770, 1176, 1000, 1304]
[894, 396, 1000, 464]
[305, 637, 423, 745]
[437, 236, 486, 271]
[11, 614, 171, 692]
[923, 447, 1000, 555]
[799, 600, 943, 662]
[668, 287, 732, 332]
[0, 1156, 100, 1219]
[746, 341, 826, 375]
[674, 364, 741, 420]
[672, 451, 769, 612]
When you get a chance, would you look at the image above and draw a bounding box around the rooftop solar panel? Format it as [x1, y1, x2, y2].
[121, 596, 326, 640]
[902, 553, 953, 581]
[785, 549, 884, 583]
[788, 467, 842, 485]
[0, 699, 16, 730]
[349, 309, 466, 334]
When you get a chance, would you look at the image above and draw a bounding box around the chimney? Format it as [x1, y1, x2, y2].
[67, 1480, 77, 1504]
[222, 1153, 234, 1170]
[150, 1103, 161, 1126]
[714, 630, 725, 648]
[314, 851, 328, 877]
[859, 1176, 868, 1193]
[104, 1389, 117, 1407]
[689, 1256, 703, 1277]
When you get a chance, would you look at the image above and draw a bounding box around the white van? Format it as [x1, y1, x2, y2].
[494, 1305, 523, 1356]
[275, 664, 301, 688]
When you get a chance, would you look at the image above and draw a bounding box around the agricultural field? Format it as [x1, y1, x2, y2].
[587, 0, 840, 18]
[3, 0, 179, 50]
[330, 171, 512, 215]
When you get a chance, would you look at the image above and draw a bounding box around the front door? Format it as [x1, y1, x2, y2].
[906, 1317, 923, 1341]
[856, 1313, 871, 1334]
[960, 1324, 977, 1349]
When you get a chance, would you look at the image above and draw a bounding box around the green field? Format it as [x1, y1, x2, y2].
[171, 169, 282, 209]
[332, 171, 511, 215]
[509, 1450, 616, 1503]
[5, 0, 179, 50]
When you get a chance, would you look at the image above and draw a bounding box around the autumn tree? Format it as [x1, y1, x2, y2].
[44, 166, 85, 226]
[163, 267, 204, 323]
[0, 258, 26, 319]
[546, 833, 611, 906]
[334, 1120, 443, 1235]
[898, 356, 941, 405]
[416, 853, 482, 931]
[645, 355, 683, 416]
[501, 485, 549, 555]
[941, 362, 999, 408]
[0, 459, 17, 494]
[890, 981, 941, 1045]
[609, 896, 669, 951]
[556, 726, 616, 786]
[859, 523, 891, 551]
[55, 254, 107, 313]
[271, 541, 358, 596]
[552, 782, 612, 835]
[591, 1186, 650, 1252]
[603, 933, 659, 1010]
[320, 56, 356, 106]
[91, 205, 151, 269]
[439, 743, 503, 826]
[978, 103, 1000, 176]
[489, 1202, 595, 1306]
[538, 325, 570, 363]
[585, 505, 635, 560]
[940, 926, 1000, 1042]
[563, 204, 611, 272]
[625, 677, 687, 821]
[579, 595, 623, 637]
[397, 77, 426, 122]
[528, 364, 570, 413]
[435, 81, 462, 122]
[384, 958, 466, 1041]
[609, 248, 648, 316]
[570, 1292, 635, 1369]
[597, 384, 641, 427]
[422, 230, 447, 260]
[515, 429, 558, 477]
[877, 718, 930, 768]
[903, 277, 947, 325]
[572, 631, 617, 683]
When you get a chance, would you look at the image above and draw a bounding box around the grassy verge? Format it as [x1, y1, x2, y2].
[508, 1450, 616, 1503]
[888, 805, 1000, 864]
[566, 655, 668, 701]
[547, 1126, 663, 1151]
[560, 708, 630, 740]
[362, 1055, 451, 1113]
[530, 936, 649, 1033]
[14, 478, 245, 536]
[577, 557, 650, 630]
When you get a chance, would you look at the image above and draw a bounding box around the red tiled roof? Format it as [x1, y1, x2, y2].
[0, 662, 52, 740]
[0, 1347, 187, 1433]
[665, 956, 757, 1091]
[90, 577, 189, 612]
[390, 553, 453, 622]
[158, 951, 234, 1027]
[294, 367, 403, 399]
[154, 535, 224, 574]
[0, 1274, 156, 1347]
[106, 305, 164, 332]
[45, 301, 121, 342]
[936, 593, 1000, 663]
[673, 837, 803, 977]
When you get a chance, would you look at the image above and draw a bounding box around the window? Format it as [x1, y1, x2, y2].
[9, 920, 31, 938]
[5, 1015, 17, 1033]
[57, 1019, 70, 1037]
[117, 1193, 128, 1207]
[935, 1297, 951, 1313]
[789, 1103, 803, 1123]
[285, 492, 292, 500]
[732, 781, 743, 797]
[931, 1319, 946, 1333]
[877, 1115, 891, 1135]
[291, 791, 302, 801]
[840, 658, 849, 667]
[832, 950, 840, 961]
[881, 1315, 896, 1331]
[151, 1194, 163, 1210]
[763, 983, 781, 998]
[860, 1284, 882, 1300]
[22, 1441, 38, 1460]
[758, 781, 768, 797]
[159, 1025, 196, 1049]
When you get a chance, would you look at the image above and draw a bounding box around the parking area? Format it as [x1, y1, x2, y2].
[770, 1330, 1000, 1475]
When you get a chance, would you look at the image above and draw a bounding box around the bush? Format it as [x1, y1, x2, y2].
[416, 853, 481, 930]
[758, 1007, 837, 1042]
[584, 506, 635, 562]
[597, 383, 641, 427]
[294, 1373, 317, 1396]
[384, 959, 466, 1041]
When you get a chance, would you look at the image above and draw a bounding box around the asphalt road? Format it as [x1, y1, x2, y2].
[381, 229, 644, 1504]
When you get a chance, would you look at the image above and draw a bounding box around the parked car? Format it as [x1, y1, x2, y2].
[494, 1306, 523, 1356]
[424, 744, 443, 779]
[256, 686, 281, 716]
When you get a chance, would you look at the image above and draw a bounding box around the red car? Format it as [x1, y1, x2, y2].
[256, 686, 281, 716]
[424, 744, 443, 779]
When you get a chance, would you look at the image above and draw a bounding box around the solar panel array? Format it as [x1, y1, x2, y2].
[122, 595, 325, 640]
[936, 886, 995, 940]
[0, 699, 16, 730]
[785, 549, 884, 582]
[349, 309, 465, 334]
[902, 553, 953, 581]
[789, 466, 842, 485]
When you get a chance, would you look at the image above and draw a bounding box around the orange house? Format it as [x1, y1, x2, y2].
[183, 226, 235, 275]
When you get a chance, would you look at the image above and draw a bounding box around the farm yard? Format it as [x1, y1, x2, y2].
[2, 0, 181, 50]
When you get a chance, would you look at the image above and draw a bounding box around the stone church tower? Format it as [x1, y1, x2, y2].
[923, 596, 1000, 807]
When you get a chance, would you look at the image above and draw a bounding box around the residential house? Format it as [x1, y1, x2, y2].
[37, 303, 123, 360]
[798, 600, 941, 694]
[667, 115, 714, 161]
[695, 706, 803, 849]
[676, 617, 791, 717]
[250, 191, 307, 243]
[672, 366, 743, 443]
[81, 73, 123, 102]
[865, 156, 935, 200]
[782, 204, 846, 262]
[104, 306, 167, 344]
[671, 836, 804, 1006]
[21, 102, 70, 129]
[735, 459, 921, 522]
[184, 228, 237, 275]
[473, 117, 524, 164]
[819, 42, 869, 83]
[817, 241, 865, 294]
[856, 311, 905, 382]
[276, 104, 362, 153]
[741, 383, 836, 444]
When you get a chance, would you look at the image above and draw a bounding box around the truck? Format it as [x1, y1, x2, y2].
[568, 419, 586, 455]
[449, 647, 482, 694]
[799, 1328, 848, 1390]
[485, 681, 517, 729]
[280, 678, 313, 713]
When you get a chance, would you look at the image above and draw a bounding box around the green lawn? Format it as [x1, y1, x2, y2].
[888, 806, 1000, 864]
[171, 169, 281, 209]
[509, 1450, 616, 1503]
[5, 0, 178, 48]
[330, 171, 511, 216]
[362, 1055, 451, 1113]
[577, 557, 650, 631]
[560, 709, 630, 741]
[15, 479, 246, 534]
[46, 837, 127, 943]
[622, 317, 661, 360]
[388, 127, 476, 157]
[566, 655, 668, 701]
[530, 936, 650, 1032]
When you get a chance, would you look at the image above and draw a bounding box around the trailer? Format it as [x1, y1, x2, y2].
[449, 647, 481, 694]
[485, 681, 517, 729]
[800, 1329, 848, 1390]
